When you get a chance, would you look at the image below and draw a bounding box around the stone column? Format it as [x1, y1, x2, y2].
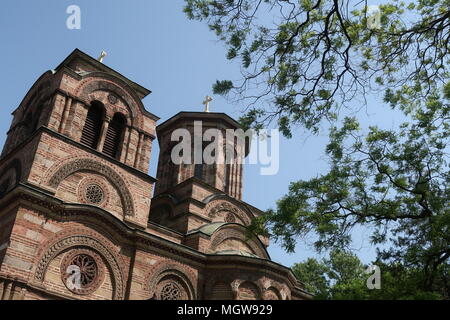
[134, 131, 144, 168]
[124, 126, 134, 165]
[120, 126, 131, 163]
[58, 97, 72, 133]
[97, 117, 110, 152]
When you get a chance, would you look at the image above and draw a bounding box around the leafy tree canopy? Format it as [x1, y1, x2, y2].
[185, 0, 449, 134]
[184, 0, 450, 299]
[293, 249, 447, 299]
[254, 85, 449, 297]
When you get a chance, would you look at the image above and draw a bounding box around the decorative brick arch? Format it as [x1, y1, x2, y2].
[263, 287, 282, 300]
[261, 280, 290, 300]
[45, 157, 135, 217]
[75, 73, 144, 128]
[209, 224, 269, 259]
[238, 281, 262, 300]
[87, 94, 132, 128]
[204, 200, 252, 226]
[145, 261, 196, 300]
[34, 229, 125, 300]
[205, 274, 265, 300]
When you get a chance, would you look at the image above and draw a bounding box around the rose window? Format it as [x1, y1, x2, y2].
[85, 184, 104, 204]
[70, 254, 98, 287]
[225, 213, 236, 223]
[108, 94, 118, 104]
[61, 249, 104, 295]
[160, 282, 182, 300]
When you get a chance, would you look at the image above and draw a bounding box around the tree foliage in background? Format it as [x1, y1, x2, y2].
[293, 249, 446, 299]
[184, 0, 449, 134]
[184, 0, 450, 299]
[255, 84, 449, 298]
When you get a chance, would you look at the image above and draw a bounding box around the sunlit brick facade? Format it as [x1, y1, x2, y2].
[0, 49, 311, 300]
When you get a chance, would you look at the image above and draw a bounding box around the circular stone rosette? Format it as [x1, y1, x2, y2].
[108, 94, 118, 104]
[61, 248, 105, 295]
[156, 278, 188, 300]
[77, 178, 109, 207]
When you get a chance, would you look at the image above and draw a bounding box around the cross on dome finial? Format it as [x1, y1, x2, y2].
[203, 96, 212, 112]
[98, 50, 107, 63]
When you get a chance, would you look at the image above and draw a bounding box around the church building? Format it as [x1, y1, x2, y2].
[0, 49, 312, 300]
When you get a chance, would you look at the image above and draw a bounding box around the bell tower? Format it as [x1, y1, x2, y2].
[149, 111, 261, 237]
[154, 112, 249, 199]
[0, 48, 159, 228]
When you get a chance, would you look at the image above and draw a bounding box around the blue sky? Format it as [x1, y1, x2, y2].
[0, 0, 404, 266]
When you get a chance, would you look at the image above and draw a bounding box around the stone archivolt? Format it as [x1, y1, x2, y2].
[204, 274, 285, 300]
[33, 229, 125, 300]
[75, 74, 144, 129]
[145, 262, 196, 300]
[60, 248, 106, 295]
[86, 89, 132, 125]
[209, 224, 268, 259]
[205, 200, 252, 225]
[45, 157, 134, 217]
[264, 287, 282, 300]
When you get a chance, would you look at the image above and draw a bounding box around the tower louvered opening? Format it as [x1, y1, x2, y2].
[80, 101, 104, 149]
[103, 113, 126, 159]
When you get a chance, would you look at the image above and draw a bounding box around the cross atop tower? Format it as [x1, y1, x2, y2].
[202, 96, 212, 112]
[98, 50, 107, 63]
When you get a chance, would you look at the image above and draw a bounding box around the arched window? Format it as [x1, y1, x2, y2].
[103, 113, 126, 159]
[238, 281, 260, 300]
[81, 101, 104, 149]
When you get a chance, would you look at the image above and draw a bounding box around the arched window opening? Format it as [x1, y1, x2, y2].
[103, 113, 126, 159]
[238, 281, 260, 300]
[81, 101, 104, 149]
